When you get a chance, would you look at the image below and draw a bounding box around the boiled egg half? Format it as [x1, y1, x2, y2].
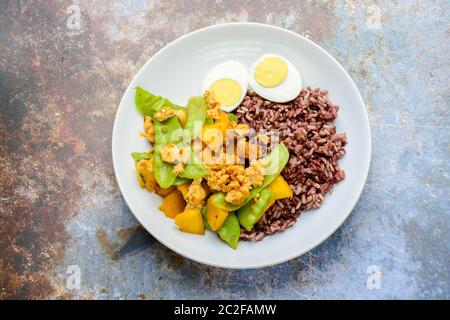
[201, 60, 248, 112]
[248, 54, 302, 103]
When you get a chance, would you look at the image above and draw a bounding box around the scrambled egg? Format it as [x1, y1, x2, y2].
[154, 107, 187, 124]
[185, 178, 207, 208]
[141, 116, 155, 143]
[160, 143, 190, 164]
[204, 90, 222, 120]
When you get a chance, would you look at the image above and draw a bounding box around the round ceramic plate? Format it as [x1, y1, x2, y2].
[112, 23, 371, 269]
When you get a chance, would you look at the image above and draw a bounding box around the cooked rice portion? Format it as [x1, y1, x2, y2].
[236, 88, 347, 241]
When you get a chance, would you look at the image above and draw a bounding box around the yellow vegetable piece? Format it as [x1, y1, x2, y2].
[174, 207, 205, 235]
[201, 126, 224, 152]
[159, 190, 186, 219]
[206, 197, 229, 231]
[269, 175, 293, 199]
[177, 182, 191, 199]
[255, 56, 288, 88]
[266, 175, 293, 209]
[136, 159, 157, 191]
[201, 110, 232, 151]
[210, 78, 242, 107]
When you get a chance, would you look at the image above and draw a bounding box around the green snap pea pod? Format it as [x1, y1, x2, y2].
[227, 112, 238, 123]
[218, 212, 240, 249]
[204, 118, 214, 125]
[202, 207, 213, 231]
[135, 87, 184, 117]
[173, 177, 191, 186]
[237, 187, 273, 232]
[210, 142, 290, 211]
[131, 152, 150, 163]
[184, 96, 207, 139]
[153, 116, 181, 188]
[135, 87, 160, 117]
[180, 151, 208, 179]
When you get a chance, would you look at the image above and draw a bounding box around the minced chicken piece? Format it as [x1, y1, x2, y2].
[225, 189, 250, 206]
[185, 178, 207, 208]
[141, 116, 155, 143]
[172, 163, 184, 176]
[206, 160, 265, 206]
[244, 159, 266, 187]
[160, 143, 190, 164]
[153, 107, 187, 124]
[204, 90, 222, 120]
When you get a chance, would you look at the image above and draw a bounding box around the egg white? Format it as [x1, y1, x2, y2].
[201, 60, 248, 112]
[248, 54, 302, 103]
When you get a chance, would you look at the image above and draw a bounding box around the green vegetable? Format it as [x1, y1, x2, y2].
[131, 152, 150, 163]
[210, 142, 290, 211]
[180, 151, 208, 179]
[237, 187, 273, 231]
[202, 207, 212, 231]
[184, 96, 207, 139]
[153, 116, 181, 188]
[173, 177, 191, 186]
[227, 112, 238, 123]
[218, 212, 240, 249]
[135, 87, 159, 117]
[204, 118, 214, 125]
[135, 87, 184, 117]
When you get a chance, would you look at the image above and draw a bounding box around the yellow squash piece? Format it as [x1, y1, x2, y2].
[201, 126, 223, 152]
[206, 197, 228, 231]
[266, 175, 293, 209]
[136, 159, 157, 191]
[174, 207, 205, 235]
[159, 190, 186, 219]
[201, 110, 231, 147]
[177, 182, 191, 199]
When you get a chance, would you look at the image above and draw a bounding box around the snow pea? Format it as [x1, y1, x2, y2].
[153, 116, 181, 188]
[173, 177, 191, 186]
[131, 151, 150, 163]
[218, 212, 240, 249]
[210, 142, 290, 211]
[227, 112, 237, 123]
[184, 96, 207, 139]
[180, 151, 208, 179]
[135, 87, 184, 117]
[202, 207, 212, 231]
[135, 87, 160, 117]
[237, 187, 273, 232]
[181, 165, 207, 179]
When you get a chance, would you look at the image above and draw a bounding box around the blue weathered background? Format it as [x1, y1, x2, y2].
[0, 0, 448, 299]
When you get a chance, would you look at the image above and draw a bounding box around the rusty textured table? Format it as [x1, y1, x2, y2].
[0, 0, 448, 299]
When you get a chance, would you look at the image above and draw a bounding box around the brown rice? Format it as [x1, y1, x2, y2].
[237, 88, 347, 241]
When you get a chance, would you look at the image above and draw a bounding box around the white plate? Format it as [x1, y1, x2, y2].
[112, 23, 371, 269]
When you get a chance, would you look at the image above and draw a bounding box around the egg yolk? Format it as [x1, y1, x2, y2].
[254, 57, 288, 88]
[210, 78, 242, 106]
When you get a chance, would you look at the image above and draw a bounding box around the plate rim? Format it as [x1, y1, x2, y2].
[111, 22, 372, 269]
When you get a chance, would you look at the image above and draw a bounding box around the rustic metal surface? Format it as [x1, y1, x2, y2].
[0, 0, 448, 299]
